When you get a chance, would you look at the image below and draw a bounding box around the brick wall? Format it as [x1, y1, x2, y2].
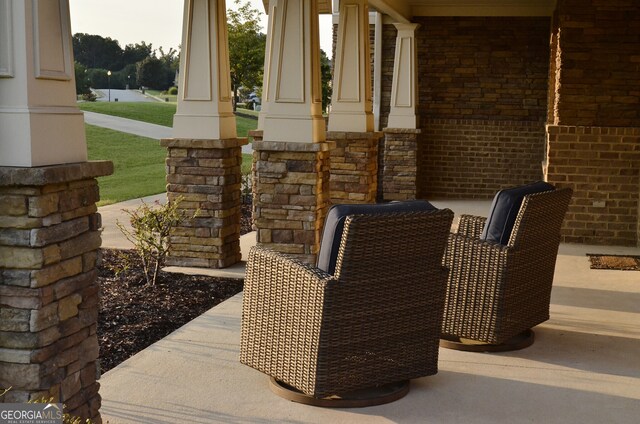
[550, 0, 640, 127]
[546, 0, 640, 246]
[420, 120, 546, 199]
[413, 17, 551, 198]
[546, 126, 640, 245]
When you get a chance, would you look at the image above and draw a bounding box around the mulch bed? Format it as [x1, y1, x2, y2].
[587, 254, 640, 271]
[97, 202, 252, 373]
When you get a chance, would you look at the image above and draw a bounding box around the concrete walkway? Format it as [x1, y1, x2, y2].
[84, 111, 173, 140]
[97, 200, 640, 423]
[84, 111, 254, 154]
[98, 194, 252, 279]
[94, 89, 156, 103]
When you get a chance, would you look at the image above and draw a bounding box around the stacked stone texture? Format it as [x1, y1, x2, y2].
[327, 132, 380, 204]
[382, 129, 420, 201]
[161, 139, 245, 268]
[0, 161, 112, 423]
[252, 138, 332, 265]
[546, 0, 640, 245]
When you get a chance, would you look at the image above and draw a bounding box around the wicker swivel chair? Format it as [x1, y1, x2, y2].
[440, 183, 573, 352]
[240, 202, 453, 407]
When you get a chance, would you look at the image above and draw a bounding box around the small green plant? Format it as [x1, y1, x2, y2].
[168, 86, 178, 95]
[81, 92, 97, 102]
[241, 169, 252, 204]
[116, 197, 196, 285]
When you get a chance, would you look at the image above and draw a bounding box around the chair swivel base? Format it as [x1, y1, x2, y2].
[439, 329, 535, 352]
[269, 377, 410, 408]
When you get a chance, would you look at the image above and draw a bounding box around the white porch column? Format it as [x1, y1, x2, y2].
[163, 0, 246, 268]
[328, 0, 373, 132]
[173, 0, 237, 139]
[387, 23, 420, 129]
[261, 0, 325, 143]
[0, 0, 86, 167]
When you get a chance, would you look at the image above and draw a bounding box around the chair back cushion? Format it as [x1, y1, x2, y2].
[480, 181, 555, 245]
[317, 200, 436, 275]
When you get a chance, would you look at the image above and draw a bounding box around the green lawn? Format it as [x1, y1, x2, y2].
[79, 101, 258, 137]
[87, 124, 253, 206]
[146, 89, 178, 103]
[87, 125, 166, 206]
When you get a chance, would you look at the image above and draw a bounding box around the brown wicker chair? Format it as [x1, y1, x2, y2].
[240, 206, 453, 406]
[440, 187, 573, 351]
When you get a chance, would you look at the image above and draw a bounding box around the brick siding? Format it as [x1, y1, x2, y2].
[546, 126, 640, 245]
[419, 120, 545, 199]
[550, 0, 640, 128]
[413, 17, 551, 198]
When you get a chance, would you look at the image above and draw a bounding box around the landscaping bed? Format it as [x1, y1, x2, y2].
[97, 203, 253, 373]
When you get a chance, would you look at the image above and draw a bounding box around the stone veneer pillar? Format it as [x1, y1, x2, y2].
[160, 138, 247, 268]
[252, 134, 333, 265]
[382, 128, 420, 201]
[0, 161, 112, 422]
[253, 0, 331, 264]
[326, 131, 381, 204]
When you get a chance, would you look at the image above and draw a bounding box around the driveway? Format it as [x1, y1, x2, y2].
[94, 89, 155, 103]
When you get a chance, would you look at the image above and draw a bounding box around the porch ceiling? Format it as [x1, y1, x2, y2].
[369, 0, 557, 19]
[261, 0, 333, 14]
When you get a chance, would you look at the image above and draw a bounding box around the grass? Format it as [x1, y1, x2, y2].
[79, 101, 258, 137]
[146, 89, 178, 103]
[79, 102, 176, 127]
[86, 124, 253, 206]
[86, 125, 167, 206]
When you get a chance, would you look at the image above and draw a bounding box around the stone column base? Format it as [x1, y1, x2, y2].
[382, 128, 421, 201]
[545, 125, 640, 246]
[326, 131, 381, 204]
[161, 138, 248, 268]
[253, 140, 333, 265]
[0, 161, 113, 423]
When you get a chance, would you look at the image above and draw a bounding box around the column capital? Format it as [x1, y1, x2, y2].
[173, 0, 237, 140]
[0, 0, 87, 167]
[393, 22, 420, 32]
[387, 21, 420, 130]
[327, 0, 374, 132]
[260, 0, 326, 143]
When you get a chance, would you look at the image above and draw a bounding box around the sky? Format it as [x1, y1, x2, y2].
[68, 0, 334, 57]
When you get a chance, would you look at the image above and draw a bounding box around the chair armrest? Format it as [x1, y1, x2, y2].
[443, 232, 511, 278]
[240, 246, 336, 392]
[456, 214, 487, 239]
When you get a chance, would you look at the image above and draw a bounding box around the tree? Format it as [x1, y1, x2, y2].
[137, 56, 170, 90]
[72, 33, 123, 70]
[74, 61, 91, 95]
[227, 0, 266, 111]
[158, 47, 180, 88]
[320, 49, 332, 112]
[123, 41, 153, 67]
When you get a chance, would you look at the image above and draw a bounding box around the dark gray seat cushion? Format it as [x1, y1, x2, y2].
[317, 200, 436, 275]
[480, 181, 555, 245]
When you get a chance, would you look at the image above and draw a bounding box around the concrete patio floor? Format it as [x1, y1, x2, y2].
[98, 201, 640, 424]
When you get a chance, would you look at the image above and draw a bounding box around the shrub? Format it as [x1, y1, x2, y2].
[168, 86, 178, 95]
[116, 197, 197, 285]
[81, 92, 97, 102]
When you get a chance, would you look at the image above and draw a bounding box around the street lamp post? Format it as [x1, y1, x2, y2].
[127, 75, 130, 90]
[107, 70, 112, 102]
